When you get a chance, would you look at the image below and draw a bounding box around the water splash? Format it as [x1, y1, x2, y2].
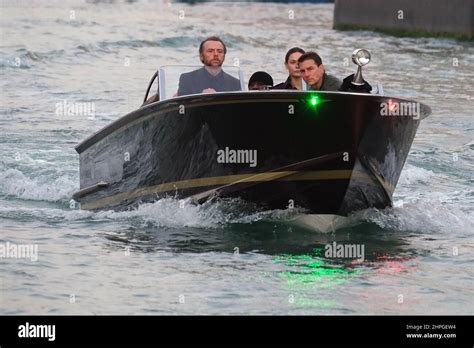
[354, 202, 472, 235]
[0, 168, 77, 202]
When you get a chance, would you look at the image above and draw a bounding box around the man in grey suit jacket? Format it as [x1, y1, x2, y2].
[177, 36, 241, 96]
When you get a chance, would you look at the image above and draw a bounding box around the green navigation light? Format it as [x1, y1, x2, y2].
[308, 95, 319, 109]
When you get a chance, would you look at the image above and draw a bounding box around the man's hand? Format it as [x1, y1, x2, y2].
[202, 88, 217, 94]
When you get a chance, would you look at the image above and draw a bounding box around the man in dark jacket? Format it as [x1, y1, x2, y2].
[177, 36, 241, 96]
[298, 52, 342, 91]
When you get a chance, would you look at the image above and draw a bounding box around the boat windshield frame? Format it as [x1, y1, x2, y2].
[158, 65, 246, 100]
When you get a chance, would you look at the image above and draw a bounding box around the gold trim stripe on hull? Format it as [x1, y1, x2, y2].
[81, 169, 394, 210]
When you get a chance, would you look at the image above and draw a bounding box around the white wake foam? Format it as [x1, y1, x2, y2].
[354, 200, 473, 235]
[0, 168, 77, 202]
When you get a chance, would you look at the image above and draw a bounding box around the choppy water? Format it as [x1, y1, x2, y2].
[0, 1, 473, 315]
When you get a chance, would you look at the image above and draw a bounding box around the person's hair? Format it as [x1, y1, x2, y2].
[248, 71, 274, 89]
[199, 36, 227, 55]
[285, 47, 305, 63]
[298, 51, 323, 66]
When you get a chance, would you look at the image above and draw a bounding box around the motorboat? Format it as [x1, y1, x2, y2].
[73, 49, 431, 227]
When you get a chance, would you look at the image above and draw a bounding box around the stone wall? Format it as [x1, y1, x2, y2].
[333, 0, 473, 39]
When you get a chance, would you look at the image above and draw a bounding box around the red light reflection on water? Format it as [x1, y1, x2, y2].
[368, 252, 418, 275]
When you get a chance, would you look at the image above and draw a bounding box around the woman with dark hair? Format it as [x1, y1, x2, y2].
[272, 47, 305, 90]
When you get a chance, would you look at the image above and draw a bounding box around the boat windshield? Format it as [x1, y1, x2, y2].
[158, 65, 245, 100]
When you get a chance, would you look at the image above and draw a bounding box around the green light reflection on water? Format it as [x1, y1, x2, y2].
[274, 249, 364, 308]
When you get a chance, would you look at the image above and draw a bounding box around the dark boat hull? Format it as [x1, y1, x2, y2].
[74, 91, 430, 214]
